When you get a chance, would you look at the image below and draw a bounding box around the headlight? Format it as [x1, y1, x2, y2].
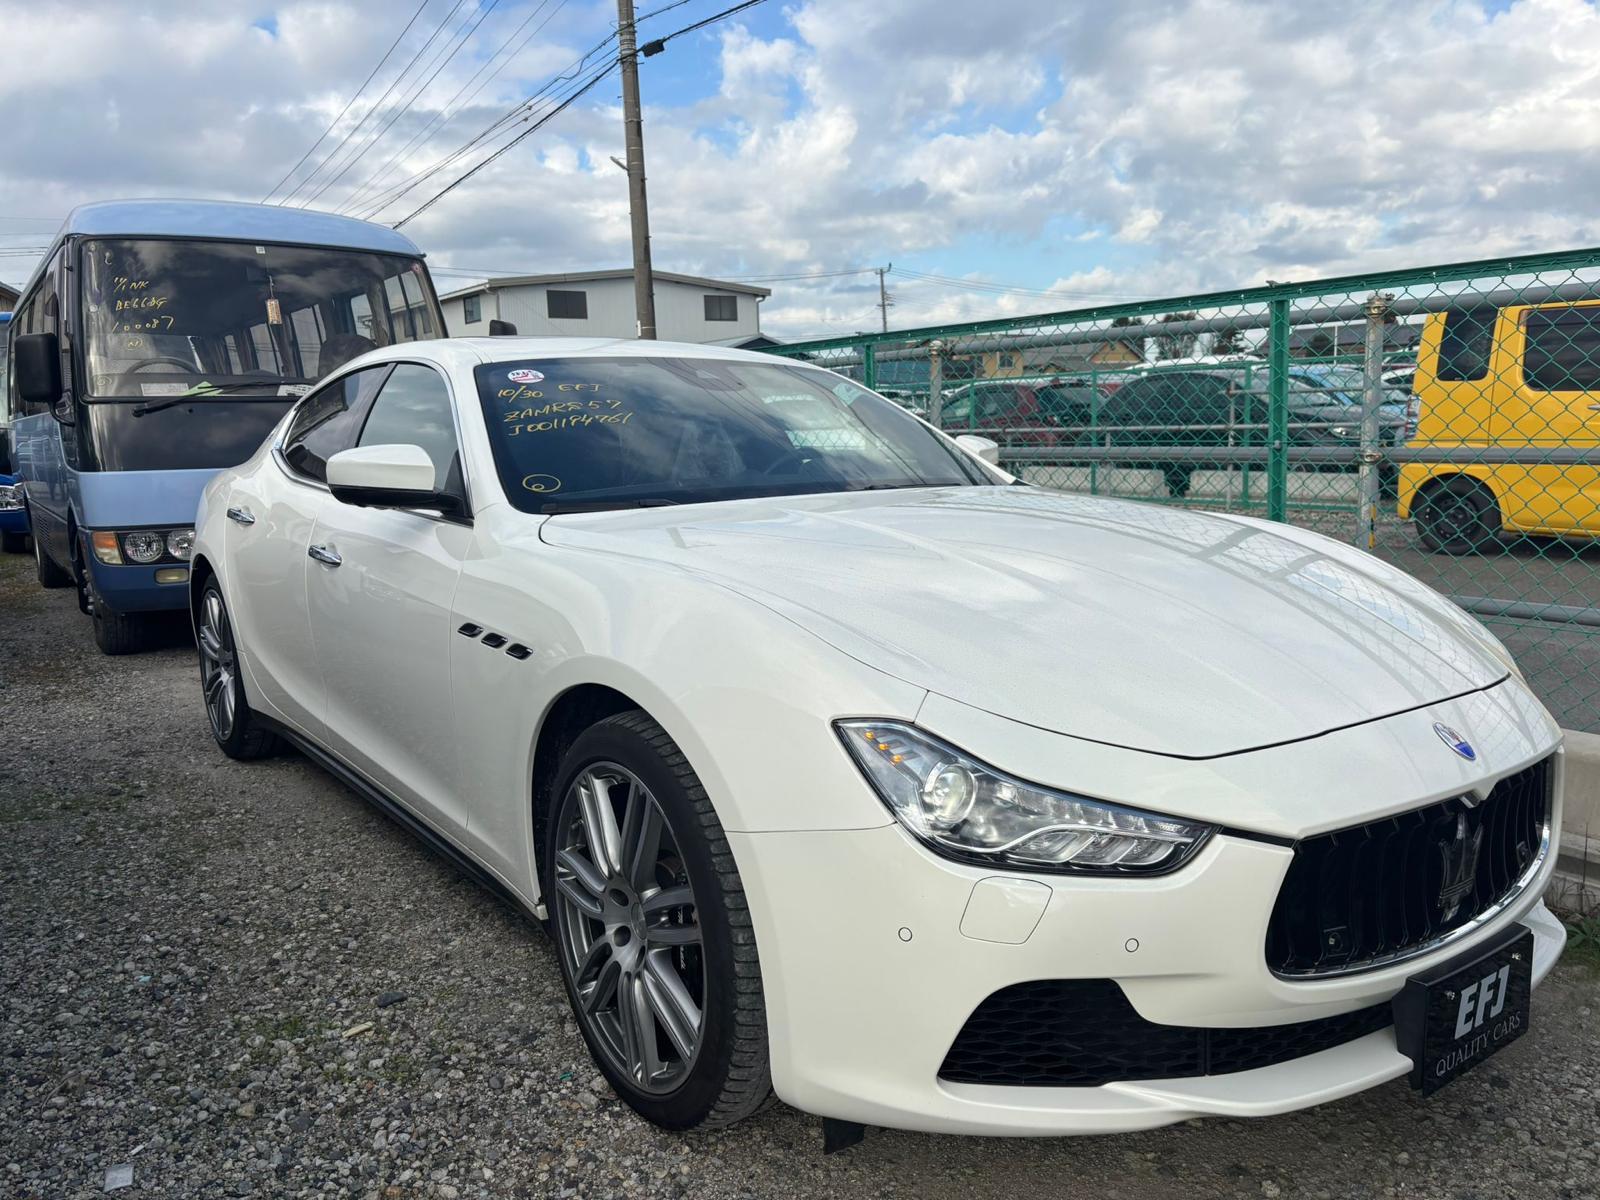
[1329, 424, 1356, 439]
[0, 484, 21, 513]
[166, 529, 195, 561]
[122, 531, 166, 563]
[836, 720, 1215, 874]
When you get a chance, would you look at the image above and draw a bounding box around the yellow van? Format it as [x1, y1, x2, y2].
[1398, 299, 1600, 553]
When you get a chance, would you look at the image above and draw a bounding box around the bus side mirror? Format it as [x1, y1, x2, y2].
[488, 319, 518, 336]
[14, 333, 63, 408]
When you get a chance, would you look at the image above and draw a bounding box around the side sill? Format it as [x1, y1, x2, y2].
[253, 714, 544, 929]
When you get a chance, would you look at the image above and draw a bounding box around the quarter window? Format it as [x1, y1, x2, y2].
[357, 363, 461, 492]
[547, 290, 587, 320]
[704, 294, 737, 322]
[1436, 307, 1497, 383]
[1523, 307, 1600, 392]
[281, 365, 390, 482]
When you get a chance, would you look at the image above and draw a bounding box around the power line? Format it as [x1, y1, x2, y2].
[280, 0, 473, 207]
[355, 27, 619, 221]
[262, 0, 433, 204]
[636, 0, 771, 54]
[300, 0, 506, 210]
[393, 56, 620, 228]
[338, 0, 567, 216]
[390, 0, 780, 229]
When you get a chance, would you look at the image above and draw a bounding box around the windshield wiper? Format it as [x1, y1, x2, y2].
[130, 381, 303, 417]
[539, 498, 682, 515]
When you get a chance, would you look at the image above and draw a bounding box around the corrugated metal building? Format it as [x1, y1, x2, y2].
[439, 269, 772, 345]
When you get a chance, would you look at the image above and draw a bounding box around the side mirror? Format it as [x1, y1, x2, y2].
[488, 319, 518, 336]
[326, 444, 461, 513]
[954, 433, 1001, 465]
[14, 333, 63, 408]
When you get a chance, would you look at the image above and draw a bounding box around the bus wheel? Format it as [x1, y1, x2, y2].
[34, 524, 72, 589]
[1414, 477, 1500, 555]
[91, 598, 148, 656]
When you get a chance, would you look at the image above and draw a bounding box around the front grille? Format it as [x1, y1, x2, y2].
[1265, 755, 1552, 978]
[939, 979, 1391, 1086]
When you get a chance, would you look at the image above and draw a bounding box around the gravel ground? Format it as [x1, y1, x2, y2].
[1, 547, 1598, 1200]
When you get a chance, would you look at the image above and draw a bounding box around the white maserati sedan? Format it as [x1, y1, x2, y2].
[190, 336, 1565, 1140]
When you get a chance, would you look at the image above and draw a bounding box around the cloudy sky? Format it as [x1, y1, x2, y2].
[1, 0, 1597, 337]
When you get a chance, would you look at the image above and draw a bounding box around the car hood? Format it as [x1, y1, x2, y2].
[539, 487, 1509, 758]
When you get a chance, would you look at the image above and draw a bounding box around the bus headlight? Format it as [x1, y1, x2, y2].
[166, 529, 195, 561]
[122, 532, 166, 564]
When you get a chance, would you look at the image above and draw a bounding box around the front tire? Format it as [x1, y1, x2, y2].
[91, 599, 149, 656]
[1415, 476, 1500, 555]
[545, 711, 769, 1130]
[196, 580, 278, 759]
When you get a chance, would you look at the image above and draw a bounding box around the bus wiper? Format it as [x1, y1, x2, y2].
[131, 381, 300, 417]
[539, 498, 682, 514]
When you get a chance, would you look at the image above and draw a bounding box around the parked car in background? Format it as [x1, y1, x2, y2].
[938, 377, 1098, 445]
[192, 336, 1563, 1139]
[1097, 366, 1407, 496]
[0, 311, 27, 553]
[1399, 301, 1600, 553]
[8, 199, 445, 653]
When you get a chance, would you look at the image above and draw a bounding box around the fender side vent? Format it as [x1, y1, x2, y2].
[456, 623, 483, 638]
[505, 643, 532, 660]
[480, 633, 508, 649]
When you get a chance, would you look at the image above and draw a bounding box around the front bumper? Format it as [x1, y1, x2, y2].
[727, 688, 1566, 1136]
[84, 554, 191, 613]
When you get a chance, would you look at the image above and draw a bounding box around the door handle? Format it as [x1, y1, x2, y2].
[226, 506, 256, 526]
[307, 544, 342, 567]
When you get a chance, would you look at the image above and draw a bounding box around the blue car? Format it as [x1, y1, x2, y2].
[0, 310, 28, 554]
[7, 200, 446, 653]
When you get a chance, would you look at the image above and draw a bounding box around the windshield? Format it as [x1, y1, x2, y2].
[81, 238, 441, 399]
[476, 357, 995, 513]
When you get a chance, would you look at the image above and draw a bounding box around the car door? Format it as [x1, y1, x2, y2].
[304, 362, 474, 834]
[226, 365, 391, 733]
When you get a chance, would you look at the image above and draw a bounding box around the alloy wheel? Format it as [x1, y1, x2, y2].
[197, 590, 238, 741]
[552, 763, 705, 1095]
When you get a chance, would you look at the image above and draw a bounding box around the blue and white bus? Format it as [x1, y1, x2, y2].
[7, 200, 445, 653]
[0, 310, 28, 554]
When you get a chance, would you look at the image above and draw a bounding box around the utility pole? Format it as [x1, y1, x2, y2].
[617, 0, 657, 339]
[877, 263, 892, 332]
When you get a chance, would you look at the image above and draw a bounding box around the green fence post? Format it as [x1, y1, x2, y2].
[862, 343, 877, 393]
[1241, 363, 1253, 508]
[1268, 299, 1290, 523]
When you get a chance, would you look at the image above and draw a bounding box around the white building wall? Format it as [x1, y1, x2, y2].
[442, 277, 761, 343]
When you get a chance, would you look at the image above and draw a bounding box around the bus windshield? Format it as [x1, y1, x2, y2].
[81, 238, 442, 399]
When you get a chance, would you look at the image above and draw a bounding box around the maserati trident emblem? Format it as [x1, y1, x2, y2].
[1436, 812, 1484, 922]
[1433, 721, 1476, 761]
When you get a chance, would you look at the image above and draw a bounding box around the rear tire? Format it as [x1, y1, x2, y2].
[34, 525, 72, 588]
[1, 530, 27, 554]
[1414, 477, 1500, 555]
[544, 710, 769, 1131]
[197, 580, 278, 760]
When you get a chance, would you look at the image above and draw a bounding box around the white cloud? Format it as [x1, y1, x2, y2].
[3, 0, 1600, 336]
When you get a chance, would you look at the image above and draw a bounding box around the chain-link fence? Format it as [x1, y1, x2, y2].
[765, 247, 1600, 734]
